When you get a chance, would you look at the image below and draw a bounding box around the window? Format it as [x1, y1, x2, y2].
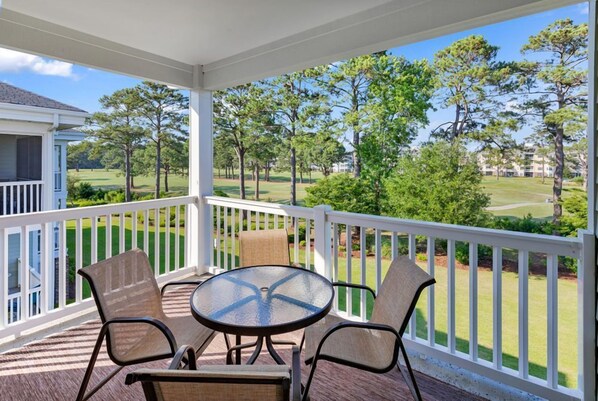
[54, 145, 61, 192]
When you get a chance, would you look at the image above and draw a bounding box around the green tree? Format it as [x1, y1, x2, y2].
[560, 190, 587, 236]
[324, 54, 381, 177]
[67, 140, 102, 171]
[478, 119, 521, 180]
[361, 55, 434, 213]
[517, 19, 588, 225]
[87, 88, 146, 202]
[213, 135, 236, 179]
[567, 135, 588, 190]
[214, 83, 271, 200]
[305, 174, 377, 215]
[134, 81, 188, 199]
[432, 35, 512, 143]
[525, 131, 553, 184]
[384, 141, 490, 226]
[269, 69, 329, 205]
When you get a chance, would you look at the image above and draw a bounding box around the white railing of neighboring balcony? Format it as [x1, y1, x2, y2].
[0, 196, 196, 341]
[0, 181, 43, 216]
[205, 196, 593, 401]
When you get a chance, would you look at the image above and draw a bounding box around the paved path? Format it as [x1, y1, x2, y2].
[486, 202, 546, 211]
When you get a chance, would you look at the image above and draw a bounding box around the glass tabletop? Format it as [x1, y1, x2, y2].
[190, 265, 334, 336]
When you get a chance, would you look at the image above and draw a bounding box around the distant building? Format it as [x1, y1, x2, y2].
[0, 83, 88, 321]
[478, 145, 554, 178]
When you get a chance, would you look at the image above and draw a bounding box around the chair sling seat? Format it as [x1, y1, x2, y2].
[304, 311, 396, 371]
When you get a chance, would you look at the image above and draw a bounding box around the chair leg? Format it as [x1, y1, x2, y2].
[396, 342, 423, 401]
[76, 326, 123, 401]
[302, 359, 319, 401]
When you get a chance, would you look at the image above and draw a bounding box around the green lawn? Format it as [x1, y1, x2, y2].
[70, 169, 583, 218]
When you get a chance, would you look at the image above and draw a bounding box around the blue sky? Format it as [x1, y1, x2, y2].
[0, 2, 589, 144]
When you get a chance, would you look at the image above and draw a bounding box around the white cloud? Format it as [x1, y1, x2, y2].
[0, 48, 76, 78]
[577, 3, 589, 15]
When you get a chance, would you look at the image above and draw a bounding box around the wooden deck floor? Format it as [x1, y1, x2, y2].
[0, 287, 486, 401]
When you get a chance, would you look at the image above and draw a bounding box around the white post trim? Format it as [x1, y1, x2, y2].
[188, 89, 213, 274]
[42, 128, 55, 211]
[313, 204, 332, 278]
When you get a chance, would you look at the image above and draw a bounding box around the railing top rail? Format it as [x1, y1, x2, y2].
[0, 180, 44, 186]
[204, 196, 315, 219]
[328, 210, 583, 258]
[0, 195, 196, 229]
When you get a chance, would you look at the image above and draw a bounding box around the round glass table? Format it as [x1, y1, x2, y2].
[191, 265, 334, 364]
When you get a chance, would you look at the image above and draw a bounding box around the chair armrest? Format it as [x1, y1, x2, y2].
[104, 316, 177, 357]
[161, 280, 203, 297]
[332, 282, 376, 299]
[168, 345, 197, 370]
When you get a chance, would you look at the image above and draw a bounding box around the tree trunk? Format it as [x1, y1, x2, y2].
[164, 165, 169, 193]
[552, 125, 564, 227]
[155, 139, 161, 199]
[255, 165, 260, 200]
[238, 151, 246, 200]
[541, 159, 545, 184]
[299, 170, 303, 184]
[352, 125, 360, 178]
[131, 175, 135, 189]
[124, 147, 131, 202]
[290, 147, 297, 205]
[496, 167, 499, 180]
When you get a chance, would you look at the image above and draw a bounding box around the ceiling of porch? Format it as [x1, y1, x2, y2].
[0, 0, 579, 89]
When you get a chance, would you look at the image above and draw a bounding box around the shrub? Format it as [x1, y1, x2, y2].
[76, 182, 96, 200]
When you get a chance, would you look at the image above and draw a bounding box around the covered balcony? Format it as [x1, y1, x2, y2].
[0, 1, 595, 401]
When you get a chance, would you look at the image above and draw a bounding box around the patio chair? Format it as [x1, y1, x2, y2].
[302, 256, 435, 401]
[76, 249, 216, 401]
[238, 228, 294, 267]
[236, 228, 299, 358]
[125, 345, 302, 401]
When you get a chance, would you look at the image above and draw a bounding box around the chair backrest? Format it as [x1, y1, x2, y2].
[130, 366, 292, 401]
[238, 229, 291, 267]
[370, 256, 435, 336]
[78, 249, 167, 362]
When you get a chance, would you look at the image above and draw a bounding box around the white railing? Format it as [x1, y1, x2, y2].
[205, 196, 593, 401]
[0, 196, 196, 339]
[0, 181, 43, 216]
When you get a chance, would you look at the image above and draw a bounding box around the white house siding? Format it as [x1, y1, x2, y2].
[0, 136, 17, 180]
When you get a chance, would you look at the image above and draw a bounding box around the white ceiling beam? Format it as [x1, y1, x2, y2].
[0, 9, 194, 88]
[202, 0, 580, 89]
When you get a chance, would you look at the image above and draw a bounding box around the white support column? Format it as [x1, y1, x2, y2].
[188, 89, 213, 274]
[313, 205, 332, 279]
[42, 121, 56, 212]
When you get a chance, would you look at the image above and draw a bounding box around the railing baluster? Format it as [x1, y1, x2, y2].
[132, 210, 138, 250]
[23, 184, 28, 213]
[427, 237, 436, 346]
[333, 223, 339, 308]
[183, 204, 188, 268]
[223, 207, 228, 271]
[58, 221, 66, 308]
[360, 226, 366, 320]
[165, 208, 170, 273]
[492, 246, 503, 370]
[391, 232, 398, 259]
[409, 234, 417, 340]
[154, 208, 160, 277]
[294, 221, 299, 264]
[375, 229, 381, 294]
[274, 214, 279, 229]
[75, 219, 83, 303]
[216, 206, 221, 268]
[518, 250, 529, 379]
[256, 212, 260, 230]
[143, 209, 149, 256]
[469, 242, 479, 361]
[447, 239, 456, 353]
[91, 217, 98, 264]
[106, 214, 112, 258]
[265, 213, 269, 229]
[16, 184, 20, 214]
[40, 222, 51, 314]
[305, 219, 311, 270]
[119, 213, 125, 254]
[231, 208, 236, 270]
[547, 254, 558, 388]
[346, 224, 352, 316]
[20, 226, 29, 322]
[175, 206, 180, 270]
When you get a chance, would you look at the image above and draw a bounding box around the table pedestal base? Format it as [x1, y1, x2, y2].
[227, 335, 296, 365]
